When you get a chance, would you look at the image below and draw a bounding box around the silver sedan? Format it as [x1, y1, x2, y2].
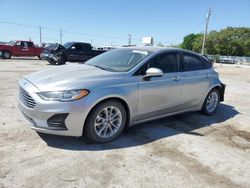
[18, 47, 225, 143]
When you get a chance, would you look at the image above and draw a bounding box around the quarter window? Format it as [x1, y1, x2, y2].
[183, 54, 205, 71]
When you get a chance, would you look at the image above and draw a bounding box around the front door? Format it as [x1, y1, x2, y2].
[13, 41, 32, 56]
[67, 43, 82, 61]
[136, 52, 183, 121]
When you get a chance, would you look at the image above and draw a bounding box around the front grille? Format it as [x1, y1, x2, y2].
[19, 87, 36, 108]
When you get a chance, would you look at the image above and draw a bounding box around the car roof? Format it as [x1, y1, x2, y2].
[121, 46, 202, 56]
[15, 40, 33, 42]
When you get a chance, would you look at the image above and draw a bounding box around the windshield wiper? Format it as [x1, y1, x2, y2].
[92, 65, 112, 71]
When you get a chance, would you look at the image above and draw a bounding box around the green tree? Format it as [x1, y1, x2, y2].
[181, 33, 198, 50]
[180, 27, 250, 56]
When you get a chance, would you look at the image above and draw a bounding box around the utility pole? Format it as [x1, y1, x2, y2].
[60, 29, 63, 44]
[39, 26, 42, 43]
[201, 8, 211, 54]
[128, 34, 131, 46]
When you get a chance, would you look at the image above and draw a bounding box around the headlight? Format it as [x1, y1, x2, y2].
[37, 89, 90, 101]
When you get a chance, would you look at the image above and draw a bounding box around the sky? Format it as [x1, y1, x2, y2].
[0, 0, 249, 46]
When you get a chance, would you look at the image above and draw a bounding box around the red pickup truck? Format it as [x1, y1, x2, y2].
[0, 40, 43, 59]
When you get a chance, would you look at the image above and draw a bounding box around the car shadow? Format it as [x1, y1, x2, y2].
[38, 103, 239, 151]
[5, 57, 43, 61]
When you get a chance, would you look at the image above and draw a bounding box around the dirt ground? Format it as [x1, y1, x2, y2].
[0, 58, 250, 188]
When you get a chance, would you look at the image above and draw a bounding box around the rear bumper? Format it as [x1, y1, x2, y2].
[220, 82, 226, 102]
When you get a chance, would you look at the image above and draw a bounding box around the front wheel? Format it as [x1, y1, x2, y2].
[3, 51, 11, 59]
[201, 89, 220, 115]
[84, 100, 127, 143]
[57, 56, 66, 65]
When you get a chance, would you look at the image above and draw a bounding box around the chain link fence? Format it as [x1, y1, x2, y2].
[206, 54, 250, 65]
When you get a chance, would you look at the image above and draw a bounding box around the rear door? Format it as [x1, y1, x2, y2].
[80, 43, 92, 61]
[181, 52, 211, 109]
[26, 42, 35, 56]
[136, 52, 183, 121]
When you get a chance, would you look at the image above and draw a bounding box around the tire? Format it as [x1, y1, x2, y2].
[47, 59, 56, 65]
[84, 100, 127, 143]
[201, 88, 220, 115]
[38, 55, 41, 60]
[57, 56, 66, 65]
[3, 51, 11, 59]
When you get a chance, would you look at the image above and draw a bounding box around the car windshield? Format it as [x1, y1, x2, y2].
[45, 43, 58, 49]
[8, 41, 16, 46]
[85, 48, 152, 72]
[63, 42, 73, 49]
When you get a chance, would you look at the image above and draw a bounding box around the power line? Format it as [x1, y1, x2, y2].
[0, 32, 59, 41]
[0, 19, 208, 46]
[0, 20, 131, 41]
[0, 20, 38, 28]
[164, 19, 205, 45]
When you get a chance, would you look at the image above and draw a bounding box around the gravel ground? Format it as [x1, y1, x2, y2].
[0, 58, 250, 188]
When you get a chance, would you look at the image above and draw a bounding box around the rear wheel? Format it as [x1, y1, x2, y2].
[202, 89, 220, 115]
[84, 100, 127, 143]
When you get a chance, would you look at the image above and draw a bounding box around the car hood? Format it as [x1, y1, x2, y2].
[24, 64, 122, 91]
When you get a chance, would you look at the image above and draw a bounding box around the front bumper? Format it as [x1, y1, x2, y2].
[18, 79, 91, 137]
[41, 53, 58, 62]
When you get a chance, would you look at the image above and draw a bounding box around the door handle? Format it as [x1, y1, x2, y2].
[206, 73, 209, 78]
[172, 76, 181, 81]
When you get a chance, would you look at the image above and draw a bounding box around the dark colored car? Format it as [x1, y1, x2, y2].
[41, 42, 107, 65]
[0, 40, 43, 59]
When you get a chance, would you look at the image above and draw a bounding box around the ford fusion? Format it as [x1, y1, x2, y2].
[18, 47, 225, 143]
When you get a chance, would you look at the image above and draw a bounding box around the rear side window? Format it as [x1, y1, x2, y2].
[27, 42, 33, 47]
[81, 44, 91, 51]
[183, 54, 205, 71]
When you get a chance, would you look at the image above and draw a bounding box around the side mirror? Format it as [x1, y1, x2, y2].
[143, 68, 164, 79]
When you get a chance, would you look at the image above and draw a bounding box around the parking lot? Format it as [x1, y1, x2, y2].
[0, 58, 250, 188]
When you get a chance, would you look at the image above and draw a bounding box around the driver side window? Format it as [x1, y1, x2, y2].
[136, 53, 179, 75]
[16, 41, 21, 46]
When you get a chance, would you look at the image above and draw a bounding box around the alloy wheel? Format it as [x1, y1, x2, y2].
[206, 91, 219, 113]
[94, 106, 122, 138]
